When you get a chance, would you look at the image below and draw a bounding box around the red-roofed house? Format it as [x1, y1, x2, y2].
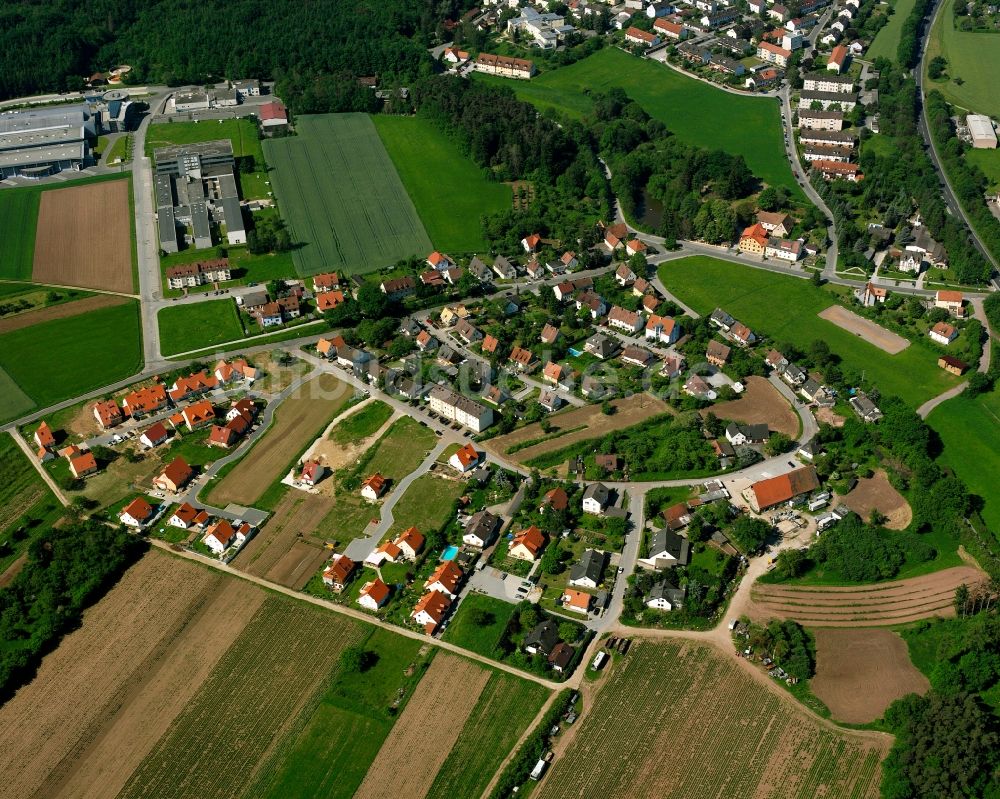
[322, 554, 356, 593]
[358, 578, 391, 611]
[424, 561, 464, 598]
[654, 18, 688, 39]
[427, 251, 454, 270]
[168, 502, 206, 529]
[739, 223, 769, 255]
[182, 399, 215, 432]
[625, 239, 647, 257]
[361, 473, 387, 501]
[412, 591, 451, 632]
[139, 422, 169, 449]
[203, 519, 237, 554]
[827, 44, 849, 73]
[153, 456, 194, 493]
[561, 588, 593, 614]
[521, 232, 541, 252]
[541, 487, 569, 512]
[93, 399, 124, 429]
[396, 527, 424, 560]
[625, 26, 660, 46]
[300, 460, 327, 486]
[448, 443, 482, 473]
[316, 291, 346, 312]
[313, 272, 340, 293]
[120, 497, 155, 528]
[33, 421, 56, 450]
[757, 41, 792, 67]
[645, 314, 679, 344]
[121, 385, 168, 418]
[69, 451, 98, 479]
[747, 466, 820, 512]
[168, 371, 218, 402]
[258, 100, 288, 131]
[510, 525, 547, 561]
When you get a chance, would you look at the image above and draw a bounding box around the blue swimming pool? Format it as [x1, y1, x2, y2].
[568, 347, 583, 357]
[441, 545, 460, 561]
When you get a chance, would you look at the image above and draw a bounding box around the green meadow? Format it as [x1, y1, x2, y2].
[157, 298, 245, 356]
[474, 47, 803, 199]
[925, 0, 1000, 116]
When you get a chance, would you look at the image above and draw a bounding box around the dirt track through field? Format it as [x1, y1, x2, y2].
[812, 629, 929, 724]
[265, 539, 330, 588]
[46, 576, 265, 799]
[0, 295, 130, 334]
[842, 470, 912, 530]
[818, 305, 910, 354]
[235, 491, 334, 580]
[0, 551, 232, 799]
[750, 565, 985, 626]
[484, 393, 671, 464]
[210, 372, 354, 506]
[32, 180, 134, 293]
[354, 653, 490, 799]
[699, 376, 798, 436]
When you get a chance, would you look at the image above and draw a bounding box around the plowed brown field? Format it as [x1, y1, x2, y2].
[842, 470, 912, 530]
[32, 179, 133, 293]
[353, 653, 491, 799]
[210, 372, 354, 506]
[0, 550, 264, 799]
[700, 376, 798, 437]
[234, 491, 333, 583]
[750, 566, 986, 626]
[812, 629, 929, 724]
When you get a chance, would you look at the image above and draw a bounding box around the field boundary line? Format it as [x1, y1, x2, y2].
[166, 319, 326, 359]
[0, 279, 138, 299]
[147, 539, 563, 689]
[478, 690, 560, 799]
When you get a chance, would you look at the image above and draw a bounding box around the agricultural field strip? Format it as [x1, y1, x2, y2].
[425, 674, 549, 799]
[117, 597, 364, 799]
[536, 639, 887, 799]
[353, 653, 491, 799]
[0, 553, 220, 799]
[44, 578, 266, 799]
[751, 566, 985, 596]
[234, 492, 333, 578]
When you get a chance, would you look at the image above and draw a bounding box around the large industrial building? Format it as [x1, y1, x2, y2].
[153, 140, 247, 253]
[967, 115, 998, 149]
[0, 91, 139, 179]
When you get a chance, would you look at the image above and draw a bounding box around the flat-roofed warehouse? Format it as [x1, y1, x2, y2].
[967, 114, 997, 149]
[0, 108, 95, 178]
[152, 140, 246, 253]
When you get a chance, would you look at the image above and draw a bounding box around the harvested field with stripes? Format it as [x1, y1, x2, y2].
[750, 565, 986, 626]
[537, 639, 890, 799]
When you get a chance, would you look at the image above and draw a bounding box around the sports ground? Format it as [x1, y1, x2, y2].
[374, 115, 511, 253]
[474, 47, 803, 199]
[263, 113, 433, 276]
[657, 257, 961, 407]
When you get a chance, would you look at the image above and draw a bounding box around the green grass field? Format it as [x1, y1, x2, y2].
[0, 189, 40, 281]
[658, 257, 960, 407]
[925, 0, 1000, 116]
[373, 115, 510, 253]
[330, 400, 394, 444]
[425, 671, 549, 799]
[442, 593, 517, 657]
[263, 113, 433, 276]
[357, 415, 437, 482]
[966, 148, 1000, 189]
[388, 473, 465, 538]
[928, 388, 1000, 533]
[868, 0, 920, 61]
[0, 433, 63, 565]
[474, 48, 803, 198]
[157, 299, 245, 356]
[252, 628, 425, 799]
[0, 301, 143, 423]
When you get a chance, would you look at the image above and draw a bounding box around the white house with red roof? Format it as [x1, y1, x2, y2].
[358, 578, 391, 611]
[427, 251, 454, 271]
[120, 497, 155, 528]
[448, 443, 482, 473]
[361, 473, 387, 502]
[412, 591, 451, 632]
[139, 421, 170, 449]
[424, 561, 464, 599]
[168, 502, 208, 529]
[258, 100, 288, 131]
[645, 314, 679, 344]
[521, 232, 541, 252]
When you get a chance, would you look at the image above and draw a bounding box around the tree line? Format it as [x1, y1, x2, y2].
[0, 520, 145, 700]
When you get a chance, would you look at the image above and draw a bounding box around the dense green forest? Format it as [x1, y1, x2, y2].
[0, 0, 470, 101]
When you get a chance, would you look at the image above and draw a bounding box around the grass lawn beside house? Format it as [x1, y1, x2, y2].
[657, 257, 960, 407]
[386, 474, 465, 538]
[355, 416, 437, 483]
[442, 593, 517, 658]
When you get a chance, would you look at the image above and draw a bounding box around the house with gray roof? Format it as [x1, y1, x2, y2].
[569, 548, 607, 589]
[582, 482, 612, 515]
[646, 580, 686, 610]
[463, 510, 502, 549]
[640, 528, 691, 569]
